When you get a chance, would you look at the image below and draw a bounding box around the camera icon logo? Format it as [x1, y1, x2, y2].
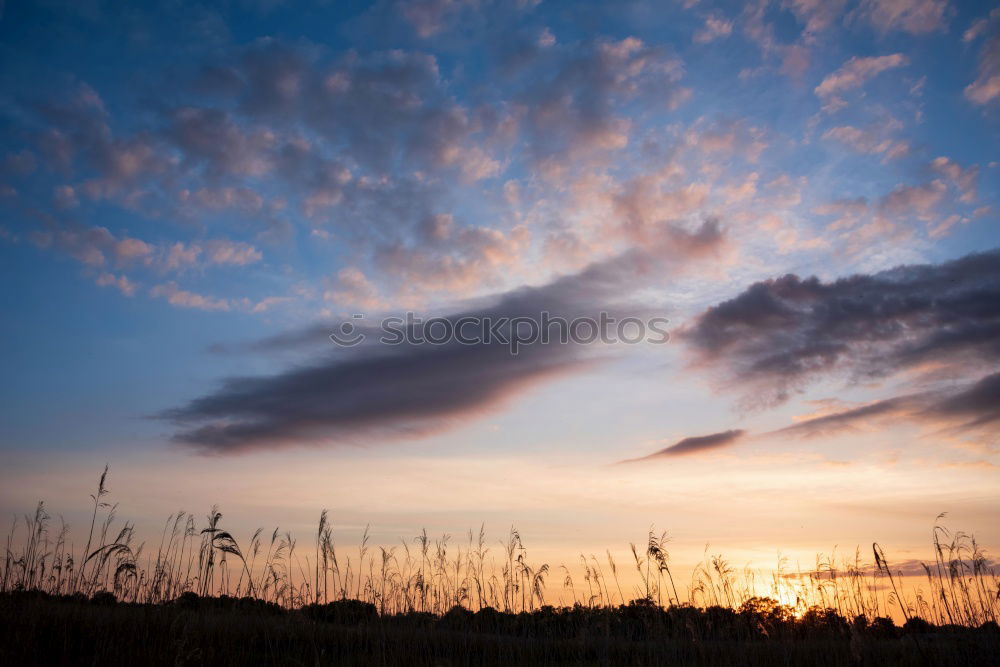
[329, 314, 366, 347]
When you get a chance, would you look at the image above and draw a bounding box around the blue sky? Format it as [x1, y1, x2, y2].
[1, 0, 998, 562]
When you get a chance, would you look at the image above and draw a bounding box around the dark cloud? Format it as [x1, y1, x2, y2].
[620, 429, 746, 462]
[684, 249, 1000, 407]
[681, 250, 1000, 447]
[168, 106, 275, 178]
[165, 337, 590, 453]
[165, 219, 726, 453]
[165, 290, 588, 453]
[925, 371, 1000, 430]
[771, 371, 1000, 441]
[33, 83, 168, 187]
[772, 394, 929, 438]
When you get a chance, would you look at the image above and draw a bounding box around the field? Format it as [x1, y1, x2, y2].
[2, 468, 998, 665]
[3, 590, 999, 666]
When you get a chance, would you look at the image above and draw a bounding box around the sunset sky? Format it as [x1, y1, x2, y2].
[1, 0, 998, 577]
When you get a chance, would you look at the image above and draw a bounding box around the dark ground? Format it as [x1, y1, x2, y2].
[2, 592, 998, 666]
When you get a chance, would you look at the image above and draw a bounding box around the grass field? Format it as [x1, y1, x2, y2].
[3, 590, 999, 666]
[2, 468, 998, 665]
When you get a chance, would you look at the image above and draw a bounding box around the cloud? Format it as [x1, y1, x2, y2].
[53, 185, 79, 209]
[877, 180, 946, 219]
[369, 220, 532, 303]
[786, 0, 848, 37]
[511, 37, 688, 172]
[927, 214, 965, 239]
[855, 0, 951, 35]
[161, 242, 202, 271]
[163, 290, 596, 452]
[163, 219, 726, 453]
[815, 54, 908, 99]
[621, 429, 746, 461]
[3, 36, 697, 313]
[37, 227, 109, 266]
[203, 240, 262, 266]
[324, 266, 388, 311]
[392, 0, 476, 38]
[33, 82, 168, 192]
[249, 296, 294, 313]
[693, 15, 733, 44]
[771, 371, 1000, 441]
[154, 239, 262, 271]
[180, 186, 264, 213]
[96, 272, 138, 297]
[930, 157, 979, 203]
[203, 42, 510, 184]
[813, 197, 869, 230]
[168, 106, 276, 177]
[165, 332, 589, 453]
[966, 74, 1000, 105]
[964, 9, 1000, 43]
[964, 11, 1000, 105]
[150, 282, 231, 311]
[773, 394, 928, 438]
[822, 125, 909, 160]
[115, 237, 154, 261]
[28, 222, 153, 268]
[683, 117, 768, 163]
[928, 370, 1000, 429]
[683, 249, 1000, 407]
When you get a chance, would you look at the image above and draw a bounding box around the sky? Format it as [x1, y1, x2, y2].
[0, 0, 998, 578]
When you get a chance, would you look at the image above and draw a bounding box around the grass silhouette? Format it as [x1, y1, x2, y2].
[2, 468, 997, 665]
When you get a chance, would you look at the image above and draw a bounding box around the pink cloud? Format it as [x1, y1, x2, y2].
[822, 125, 910, 161]
[815, 54, 908, 99]
[204, 240, 263, 266]
[95, 272, 138, 296]
[855, 0, 952, 35]
[693, 14, 733, 44]
[150, 282, 231, 311]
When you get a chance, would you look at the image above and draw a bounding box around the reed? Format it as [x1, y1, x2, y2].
[2, 468, 997, 628]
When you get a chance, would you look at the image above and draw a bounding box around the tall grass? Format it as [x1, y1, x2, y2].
[2, 468, 997, 626]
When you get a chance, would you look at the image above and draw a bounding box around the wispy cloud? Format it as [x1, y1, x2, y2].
[854, 0, 952, 35]
[964, 10, 1000, 105]
[620, 429, 746, 462]
[815, 54, 908, 99]
[771, 371, 1000, 440]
